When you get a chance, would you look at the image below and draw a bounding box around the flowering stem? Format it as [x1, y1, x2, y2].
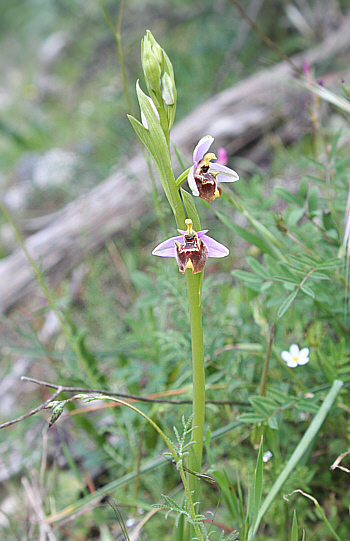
[185, 271, 205, 476]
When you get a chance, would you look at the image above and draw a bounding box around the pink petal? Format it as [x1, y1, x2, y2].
[187, 166, 199, 196]
[202, 235, 229, 257]
[193, 135, 214, 165]
[217, 147, 228, 165]
[152, 235, 182, 257]
[209, 162, 239, 182]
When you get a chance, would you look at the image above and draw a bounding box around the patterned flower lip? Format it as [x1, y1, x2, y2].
[281, 344, 309, 368]
[152, 219, 229, 274]
[187, 136, 239, 203]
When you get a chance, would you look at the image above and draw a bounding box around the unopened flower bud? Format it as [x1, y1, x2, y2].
[141, 31, 162, 92]
[161, 72, 175, 105]
[146, 30, 163, 67]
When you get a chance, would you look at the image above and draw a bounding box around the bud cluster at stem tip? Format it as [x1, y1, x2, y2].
[141, 30, 177, 132]
[141, 30, 163, 94]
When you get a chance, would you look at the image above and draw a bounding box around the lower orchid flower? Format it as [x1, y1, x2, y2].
[188, 135, 239, 203]
[152, 218, 229, 274]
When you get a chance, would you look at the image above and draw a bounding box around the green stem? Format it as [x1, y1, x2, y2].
[185, 271, 205, 469]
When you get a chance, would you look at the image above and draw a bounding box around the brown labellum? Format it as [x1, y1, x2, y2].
[175, 233, 209, 274]
[194, 162, 222, 203]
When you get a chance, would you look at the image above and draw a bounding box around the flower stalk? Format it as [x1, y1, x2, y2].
[185, 270, 205, 472]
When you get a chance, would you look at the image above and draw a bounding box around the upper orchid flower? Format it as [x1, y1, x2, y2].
[152, 218, 229, 274]
[187, 135, 239, 203]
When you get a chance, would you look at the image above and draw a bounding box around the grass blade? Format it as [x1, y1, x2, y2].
[248, 379, 343, 540]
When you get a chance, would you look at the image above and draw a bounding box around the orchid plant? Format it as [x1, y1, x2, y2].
[128, 30, 239, 538]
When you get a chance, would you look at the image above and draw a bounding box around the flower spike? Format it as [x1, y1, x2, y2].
[188, 136, 239, 203]
[152, 218, 229, 274]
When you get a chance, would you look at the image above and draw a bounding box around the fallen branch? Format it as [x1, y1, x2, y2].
[0, 376, 247, 430]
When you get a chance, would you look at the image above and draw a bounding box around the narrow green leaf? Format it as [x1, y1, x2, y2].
[277, 290, 298, 319]
[298, 178, 308, 200]
[308, 186, 319, 216]
[261, 280, 273, 292]
[295, 399, 319, 414]
[267, 388, 292, 405]
[309, 272, 329, 280]
[127, 115, 158, 162]
[300, 284, 315, 298]
[293, 253, 319, 265]
[304, 158, 326, 170]
[273, 275, 299, 284]
[246, 257, 271, 279]
[291, 510, 298, 541]
[279, 261, 306, 274]
[232, 270, 263, 285]
[316, 258, 342, 270]
[274, 187, 299, 204]
[250, 396, 277, 416]
[213, 470, 240, 522]
[240, 413, 266, 424]
[287, 207, 305, 226]
[328, 128, 342, 161]
[207, 207, 277, 256]
[268, 415, 279, 429]
[251, 438, 264, 531]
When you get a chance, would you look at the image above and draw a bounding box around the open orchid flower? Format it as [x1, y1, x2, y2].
[187, 135, 239, 203]
[152, 218, 229, 274]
